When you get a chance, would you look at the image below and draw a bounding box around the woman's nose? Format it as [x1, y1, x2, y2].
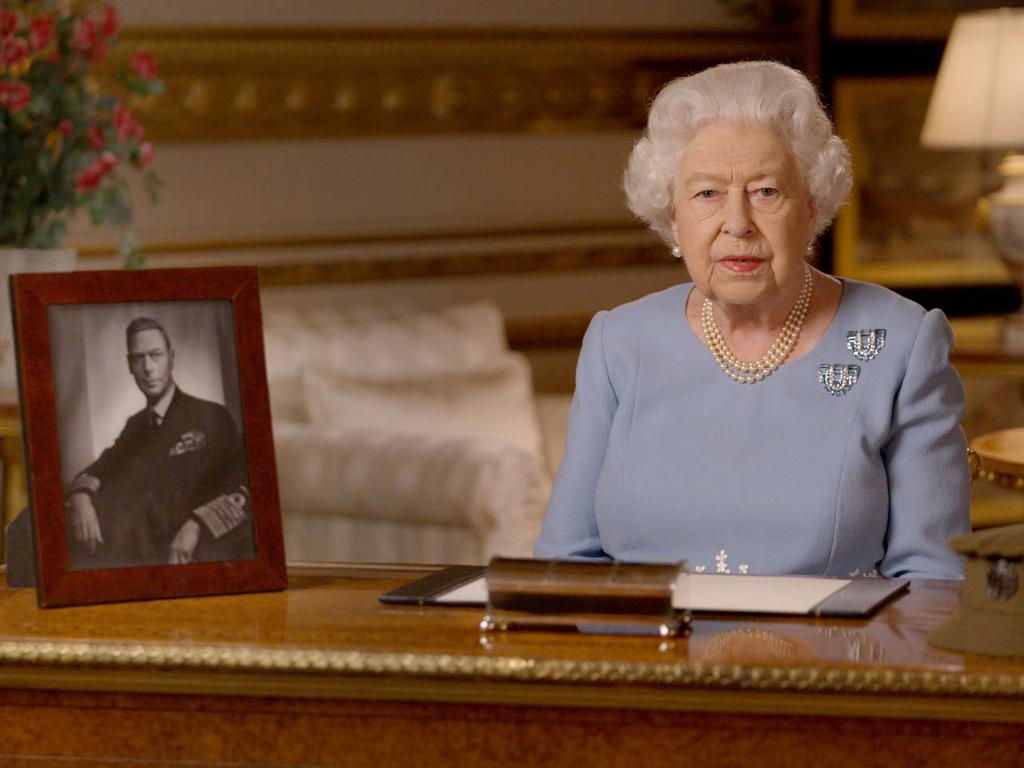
[722, 192, 753, 237]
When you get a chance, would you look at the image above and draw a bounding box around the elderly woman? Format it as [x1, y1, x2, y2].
[534, 61, 969, 579]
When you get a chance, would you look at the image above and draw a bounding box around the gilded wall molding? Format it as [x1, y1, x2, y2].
[108, 30, 809, 142]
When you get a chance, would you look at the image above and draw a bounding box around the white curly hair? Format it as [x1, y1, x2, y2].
[623, 60, 852, 247]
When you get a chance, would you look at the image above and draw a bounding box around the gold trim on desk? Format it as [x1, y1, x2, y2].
[0, 637, 1021, 707]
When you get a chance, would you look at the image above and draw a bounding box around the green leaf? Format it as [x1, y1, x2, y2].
[119, 230, 143, 269]
[104, 184, 133, 227]
[87, 190, 105, 226]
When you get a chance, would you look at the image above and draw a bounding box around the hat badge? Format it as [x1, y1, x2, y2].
[986, 558, 1019, 602]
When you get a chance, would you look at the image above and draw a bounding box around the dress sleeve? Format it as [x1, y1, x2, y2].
[880, 308, 969, 579]
[533, 311, 616, 560]
[191, 406, 250, 540]
[67, 416, 141, 497]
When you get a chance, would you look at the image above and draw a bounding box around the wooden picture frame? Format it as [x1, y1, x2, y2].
[12, 266, 286, 607]
[830, 0, 1010, 40]
[832, 77, 1010, 288]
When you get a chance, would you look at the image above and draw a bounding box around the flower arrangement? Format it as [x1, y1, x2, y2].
[0, 1, 162, 267]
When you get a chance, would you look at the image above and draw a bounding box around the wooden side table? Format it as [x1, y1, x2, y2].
[951, 316, 1024, 380]
[950, 318, 1024, 528]
[0, 403, 25, 561]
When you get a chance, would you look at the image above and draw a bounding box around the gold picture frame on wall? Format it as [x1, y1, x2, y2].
[832, 77, 1010, 288]
[830, 0, 1010, 40]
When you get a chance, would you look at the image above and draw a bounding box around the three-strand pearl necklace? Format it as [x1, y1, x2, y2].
[700, 264, 813, 384]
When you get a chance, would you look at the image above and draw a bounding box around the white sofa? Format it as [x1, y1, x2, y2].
[264, 300, 570, 565]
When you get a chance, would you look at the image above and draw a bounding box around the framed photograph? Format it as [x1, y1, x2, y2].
[830, 0, 1013, 40]
[12, 266, 286, 607]
[833, 77, 1010, 288]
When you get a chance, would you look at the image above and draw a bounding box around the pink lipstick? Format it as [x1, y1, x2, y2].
[719, 257, 764, 273]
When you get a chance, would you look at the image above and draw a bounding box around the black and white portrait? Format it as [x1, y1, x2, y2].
[49, 300, 255, 571]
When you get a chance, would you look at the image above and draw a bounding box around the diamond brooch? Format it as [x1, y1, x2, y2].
[819, 363, 860, 396]
[846, 329, 886, 361]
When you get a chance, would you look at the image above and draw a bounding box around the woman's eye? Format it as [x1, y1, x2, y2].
[755, 187, 778, 198]
[696, 189, 717, 199]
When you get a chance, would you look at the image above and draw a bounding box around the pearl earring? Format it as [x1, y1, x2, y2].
[671, 245, 683, 259]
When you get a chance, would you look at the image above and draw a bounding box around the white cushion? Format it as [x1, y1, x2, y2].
[264, 301, 510, 423]
[536, 392, 572, 479]
[275, 423, 549, 561]
[301, 352, 546, 461]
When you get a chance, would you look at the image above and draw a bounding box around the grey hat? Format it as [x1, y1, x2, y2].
[928, 522, 1024, 657]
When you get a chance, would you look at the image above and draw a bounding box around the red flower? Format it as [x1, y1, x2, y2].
[75, 155, 115, 192]
[0, 10, 18, 38]
[100, 6, 119, 38]
[29, 16, 54, 51]
[75, 164, 105, 192]
[70, 17, 95, 55]
[134, 141, 154, 169]
[130, 50, 158, 80]
[113, 103, 143, 142]
[1, 37, 28, 67]
[0, 81, 30, 112]
[86, 125, 105, 149]
[57, 118, 74, 135]
[90, 37, 107, 63]
[98, 150, 118, 171]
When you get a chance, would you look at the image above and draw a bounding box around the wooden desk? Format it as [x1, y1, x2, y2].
[0, 564, 1019, 767]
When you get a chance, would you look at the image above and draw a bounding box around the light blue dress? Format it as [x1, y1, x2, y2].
[534, 279, 969, 579]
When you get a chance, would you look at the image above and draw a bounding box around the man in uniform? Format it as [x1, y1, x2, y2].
[66, 317, 253, 569]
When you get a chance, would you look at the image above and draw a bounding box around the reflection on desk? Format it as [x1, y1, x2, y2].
[0, 563, 1019, 766]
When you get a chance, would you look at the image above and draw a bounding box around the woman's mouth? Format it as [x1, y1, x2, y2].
[719, 257, 764, 273]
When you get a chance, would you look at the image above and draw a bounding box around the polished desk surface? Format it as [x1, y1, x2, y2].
[0, 563, 1019, 721]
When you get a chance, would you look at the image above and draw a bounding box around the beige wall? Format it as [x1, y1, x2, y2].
[68, 1, 812, 389]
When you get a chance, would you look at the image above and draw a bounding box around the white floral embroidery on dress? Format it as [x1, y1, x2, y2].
[715, 549, 729, 574]
[693, 550, 750, 575]
[847, 568, 880, 578]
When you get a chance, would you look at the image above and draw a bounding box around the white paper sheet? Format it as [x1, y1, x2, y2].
[435, 573, 849, 614]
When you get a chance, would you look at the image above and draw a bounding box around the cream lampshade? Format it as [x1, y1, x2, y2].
[921, 7, 1024, 325]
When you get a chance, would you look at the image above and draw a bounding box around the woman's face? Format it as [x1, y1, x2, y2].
[671, 120, 816, 313]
